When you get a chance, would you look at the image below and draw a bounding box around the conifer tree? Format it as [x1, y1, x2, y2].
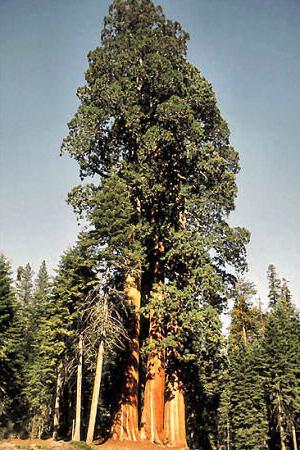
[220, 278, 269, 450]
[263, 296, 300, 450]
[227, 343, 269, 450]
[24, 242, 96, 438]
[230, 278, 260, 348]
[267, 264, 281, 307]
[16, 263, 34, 307]
[62, 0, 249, 444]
[0, 254, 16, 433]
[0, 255, 27, 436]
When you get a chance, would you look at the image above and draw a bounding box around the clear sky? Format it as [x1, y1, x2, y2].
[1, 0, 299, 308]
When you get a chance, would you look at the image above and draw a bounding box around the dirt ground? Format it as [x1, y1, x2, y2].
[0, 439, 181, 450]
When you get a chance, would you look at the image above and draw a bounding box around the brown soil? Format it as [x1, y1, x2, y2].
[0, 439, 183, 450]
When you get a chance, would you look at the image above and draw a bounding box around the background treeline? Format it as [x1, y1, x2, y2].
[0, 253, 299, 449]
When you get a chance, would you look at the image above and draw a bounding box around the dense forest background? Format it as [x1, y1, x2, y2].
[0, 1, 299, 449]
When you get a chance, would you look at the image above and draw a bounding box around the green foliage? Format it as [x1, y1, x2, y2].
[229, 277, 260, 349]
[228, 342, 269, 449]
[23, 244, 97, 437]
[185, 306, 226, 449]
[263, 297, 300, 447]
[219, 278, 269, 449]
[267, 264, 281, 307]
[0, 254, 16, 431]
[0, 254, 27, 436]
[16, 263, 34, 307]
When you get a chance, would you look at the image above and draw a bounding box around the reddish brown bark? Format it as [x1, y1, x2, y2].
[112, 273, 141, 441]
[140, 238, 165, 444]
[140, 305, 165, 444]
[164, 372, 188, 450]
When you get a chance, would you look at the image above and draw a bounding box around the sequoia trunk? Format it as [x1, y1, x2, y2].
[140, 320, 165, 443]
[112, 273, 141, 441]
[164, 372, 188, 449]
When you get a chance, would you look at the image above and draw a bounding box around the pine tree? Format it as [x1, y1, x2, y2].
[24, 241, 97, 438]
[230, 277, 260, 348]
[267, 264, 281, 307]
[263, 296, 300, 449]
[16, 263, 34, 307]
[0, 254, 27, 437]
[184, 306, 226, 449]
[228, 343, 269, 450]
[0, 254, 16, 432]
[61, 0, 249, 444]
[15, 263, 34, 358]
[220, 278, 269, 450]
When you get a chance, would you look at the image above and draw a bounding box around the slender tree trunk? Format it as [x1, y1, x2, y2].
[227, 418, 230, 450]
[112, 273, 141, 441]
[292, 422, 298, 450]
[86, 340, 105, 443]
[72, 420, 75, 440]
[242, 325, 248, 345]
[73, 335, 83, 441]
[164, 371, 188, 449]
[277, 392, 287, 450]
[53, 363, 63, 440]
[258, 298, 265, 336]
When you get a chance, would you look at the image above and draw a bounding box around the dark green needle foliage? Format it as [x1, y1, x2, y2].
[16, 263, 34, 307]
[228, 343, 269, 450]
[229, 277, 260, 349]
[263, 293, 300, 448]
[219, 278, 269, 450]
[267, 264, 282, 307]
[62, 0, 249, 368]
[24, 242, 97, 437]
[0, 254, 16, 432]
[185, 306, 226, 449]
[0, 254, 27, 437]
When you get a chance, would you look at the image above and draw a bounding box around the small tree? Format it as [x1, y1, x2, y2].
[267, 264, 281, 307]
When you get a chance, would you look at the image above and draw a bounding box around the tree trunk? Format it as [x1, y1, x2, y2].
[227, 418, 231, 450]
[140, 344, 165, 443]
[164, 372, 188, 449]
[86, 340, 105, 443]
[73, 335, 83, 441]
[53, 363, 63, 440]
[292, 422, 298, 450]
[140, 237, 166, 444]
[242, 325, 248, 345]
[140, 284, 165, 444]
[277, 392, 287, 450]
[112, 273, 141, 441]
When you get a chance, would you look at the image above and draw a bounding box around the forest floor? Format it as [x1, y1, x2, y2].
[0, 439, 181, 450]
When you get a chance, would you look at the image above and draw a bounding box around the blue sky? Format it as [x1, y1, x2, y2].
[1, 0, 299, 307]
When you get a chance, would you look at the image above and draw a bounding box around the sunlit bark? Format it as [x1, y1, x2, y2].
[86, 340, 105, 443]
[112, 273, 141, 441]
[164, 372, 188, 449]
[73, 336, 83, 441]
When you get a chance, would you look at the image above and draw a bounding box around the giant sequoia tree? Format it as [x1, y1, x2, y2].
[62, 0, 249, 446]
